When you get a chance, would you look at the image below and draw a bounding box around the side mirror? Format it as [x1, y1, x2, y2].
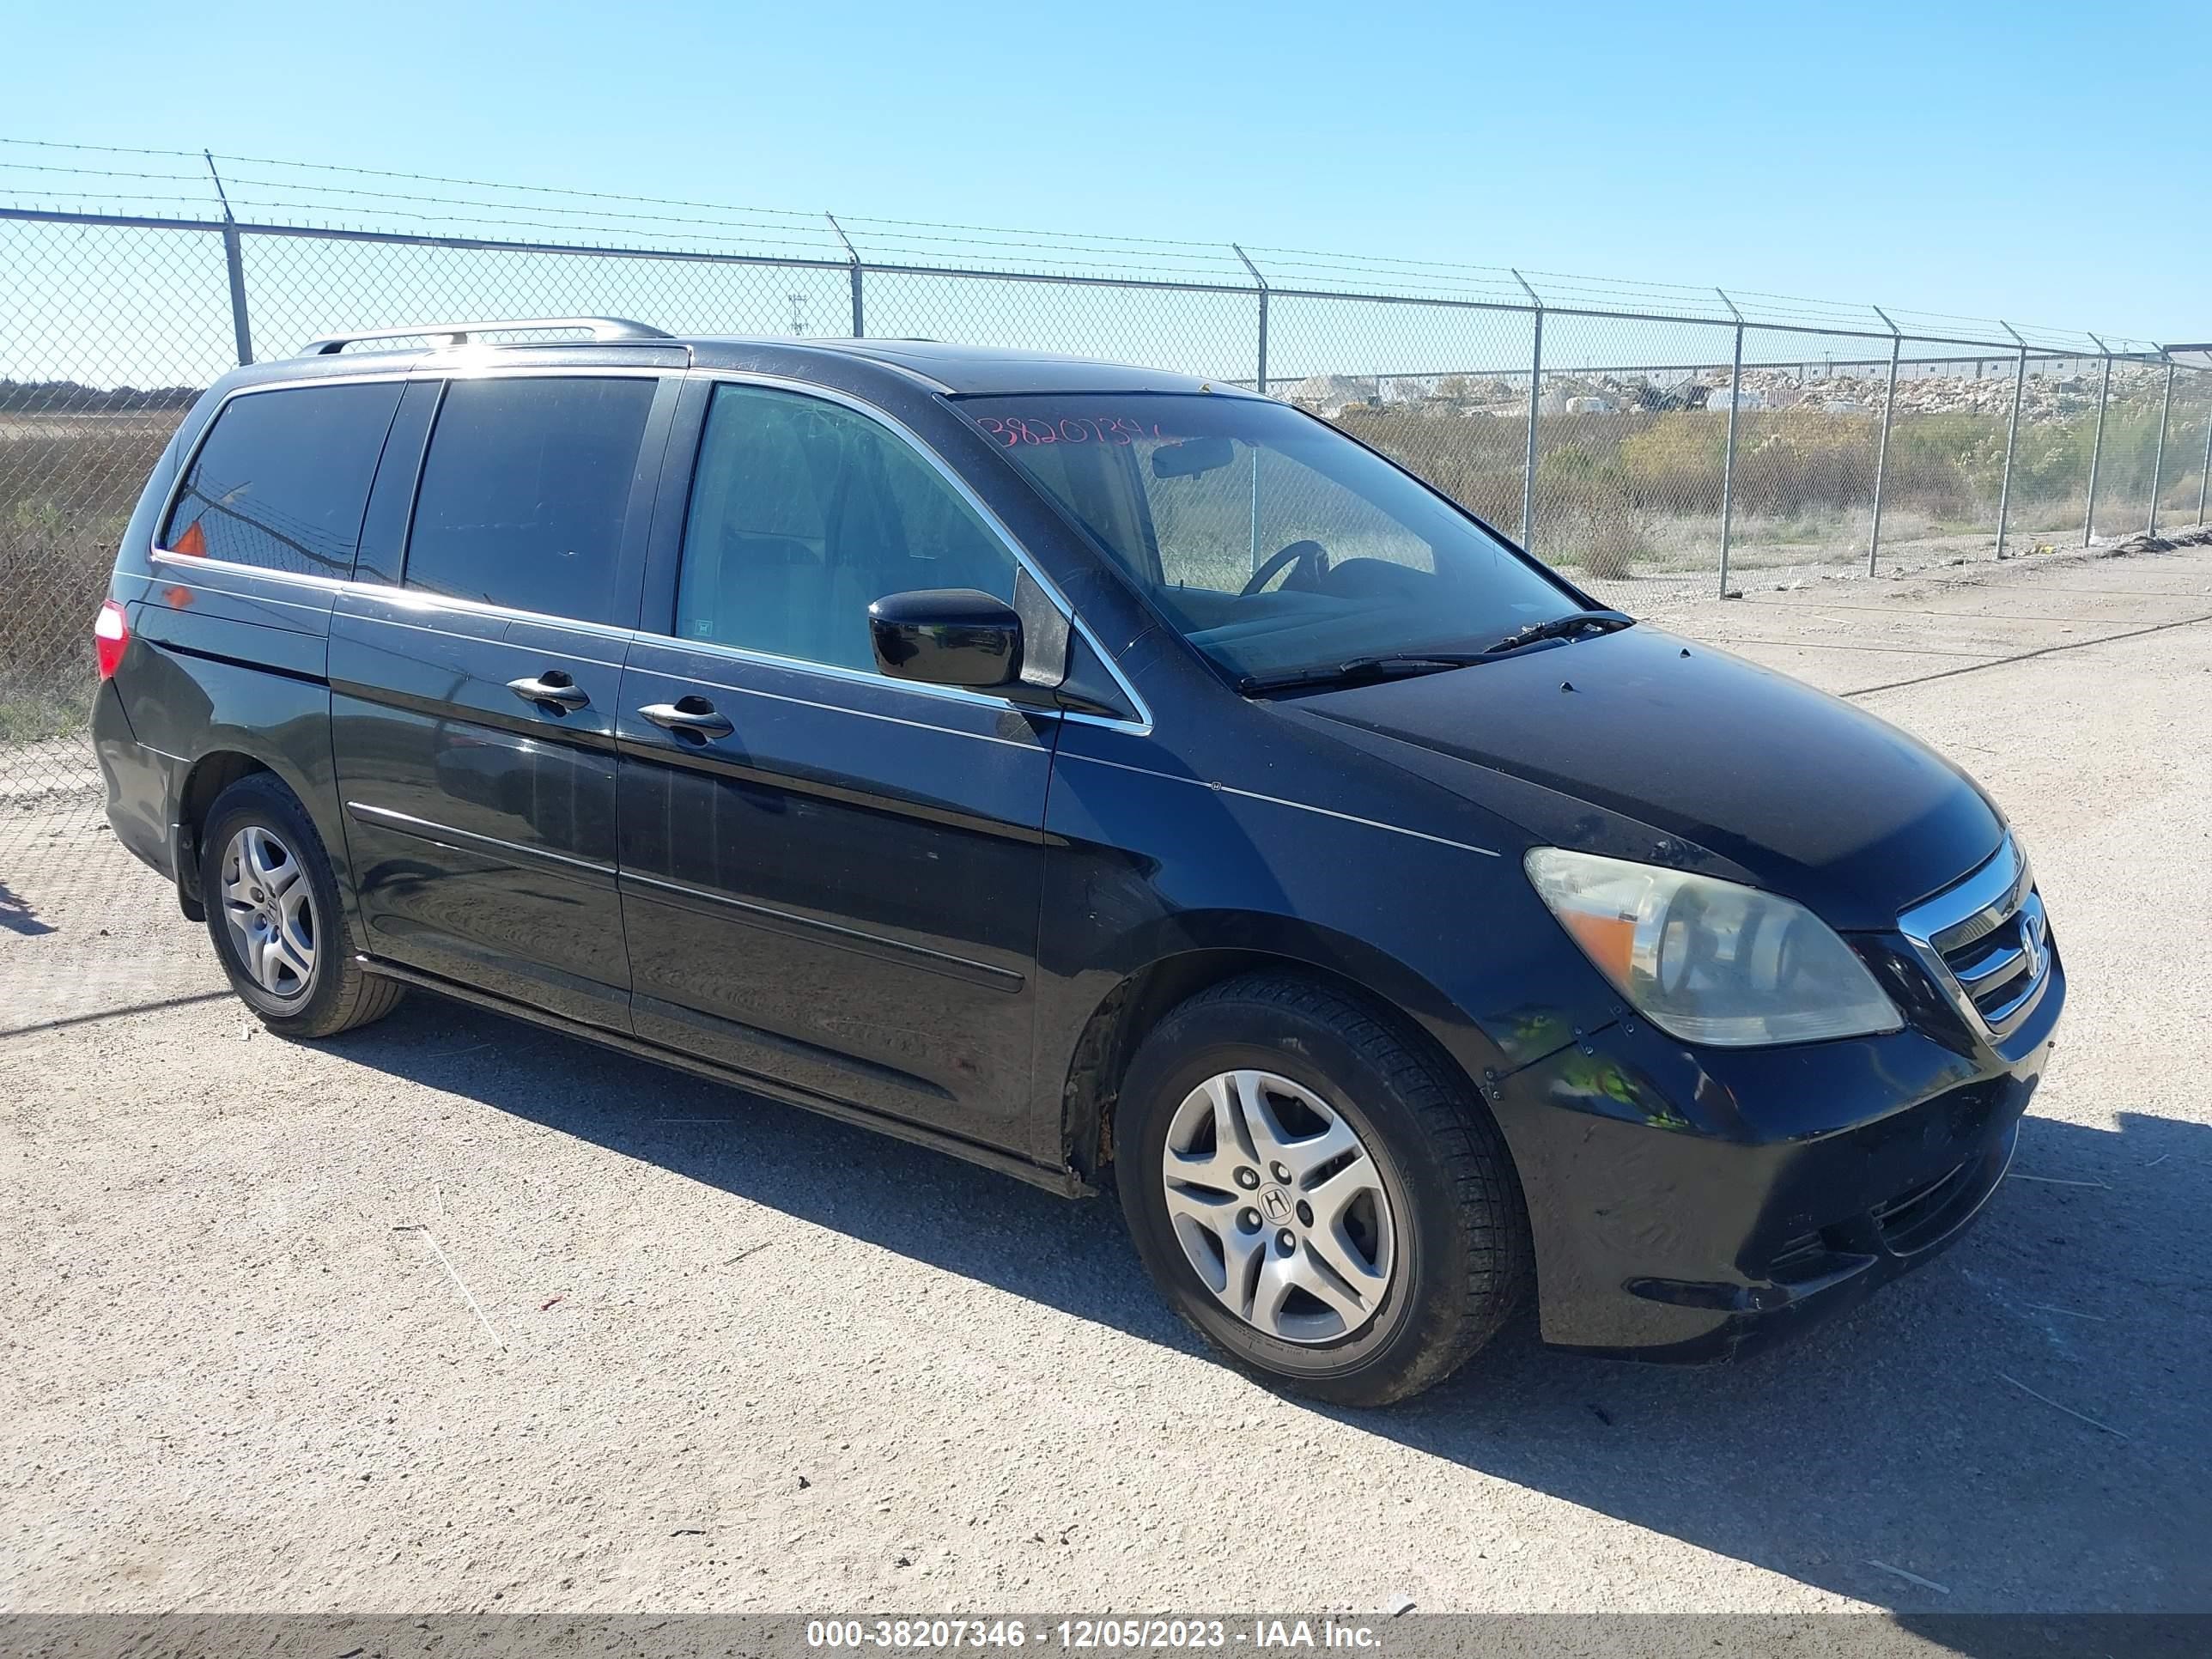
[868, 588, 1024, 690]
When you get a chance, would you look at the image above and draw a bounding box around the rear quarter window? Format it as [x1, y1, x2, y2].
[161, 381, 405, 576]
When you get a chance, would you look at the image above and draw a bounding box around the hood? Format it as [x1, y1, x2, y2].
[1293, 624, 2002, 929]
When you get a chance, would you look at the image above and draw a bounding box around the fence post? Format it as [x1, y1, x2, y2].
[1869, 304, 1902, 575]
[1232, 246, 1273, 570]
[2084, 336, 2112, 545]
[825, 213, 863, 337]
[1994, 323, 2027, 559]
[2148, 358, 2175, 533]
[204, 150, 252, 366]
[1513, 270, 1541, 550]
[1717, 289, 1744, 597]
[2199, 372, 2211, 524]
[1232, 245, 1267, 396]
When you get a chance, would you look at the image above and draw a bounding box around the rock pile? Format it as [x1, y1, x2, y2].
[1304, 362, 2177, 424]
[1687, 363, 2170, 421]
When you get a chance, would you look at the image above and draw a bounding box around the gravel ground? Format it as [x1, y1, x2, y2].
[2, 541, 2208, 1616]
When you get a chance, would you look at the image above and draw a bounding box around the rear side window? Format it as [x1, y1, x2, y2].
[161, 381, 404, 576]
[403, 376, 657, 624]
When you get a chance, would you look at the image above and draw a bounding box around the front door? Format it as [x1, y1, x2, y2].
[616, 379, 1053, 1154]
[331, 369, 675, 1031]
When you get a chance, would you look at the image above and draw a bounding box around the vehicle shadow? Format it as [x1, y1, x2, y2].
[332, 999, 2209, 1620]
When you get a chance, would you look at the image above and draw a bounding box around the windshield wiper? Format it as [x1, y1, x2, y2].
[1237, 653, 1498, 695]
[1482, 608, 1635, 656]
[1236, 611, 1637, 695]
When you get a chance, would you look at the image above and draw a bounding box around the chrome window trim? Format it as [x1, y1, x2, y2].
[339, 609, 630, 672]
[150, 550, 350, 593]
[637, 631, 1054, 722]
[1898, 834, 2051, 1040]
[682, 368, 1155, 736]
[337, 575, 647, 647]
[139, 568, 340, 616]
[150, 550, 641, 649]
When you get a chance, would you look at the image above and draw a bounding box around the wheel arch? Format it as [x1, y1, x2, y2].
[173, 739, 339, 926]
[1056, 915, 1516, 1188]
[172, 750, 280, 921]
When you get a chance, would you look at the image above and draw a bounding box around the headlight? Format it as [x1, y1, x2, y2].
[1525, 848, 1902, 1048]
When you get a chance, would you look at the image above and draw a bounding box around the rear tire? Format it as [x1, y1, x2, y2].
[1115, 972, 1529, 1407]
[199, 773, 405, 1039]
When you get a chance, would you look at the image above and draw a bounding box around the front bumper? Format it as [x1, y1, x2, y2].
[1492, 936, 2063, 1363]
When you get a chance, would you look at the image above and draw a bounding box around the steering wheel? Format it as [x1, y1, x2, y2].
[1241, 539, 1332, 597]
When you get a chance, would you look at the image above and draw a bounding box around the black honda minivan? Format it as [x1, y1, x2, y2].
[92, 319, 2061, 1404]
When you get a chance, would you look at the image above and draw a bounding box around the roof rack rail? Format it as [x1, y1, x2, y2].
[301, 317, 673, 355]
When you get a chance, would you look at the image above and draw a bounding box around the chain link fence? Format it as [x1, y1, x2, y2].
[4, 146, 2208, 868]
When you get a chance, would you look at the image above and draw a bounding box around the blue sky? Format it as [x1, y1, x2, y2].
[5, 0, 2209, 341]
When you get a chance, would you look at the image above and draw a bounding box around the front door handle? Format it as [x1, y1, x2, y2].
[508, 672, 589, 710]
[638, 696, 734, 740]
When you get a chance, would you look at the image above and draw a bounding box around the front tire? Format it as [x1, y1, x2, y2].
[199, 773, 405, 1039]
[1115, 973, 1529, 1407]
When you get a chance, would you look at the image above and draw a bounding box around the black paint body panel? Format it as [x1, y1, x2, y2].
[616, 635, 1055, 1152]
[1301, 625, 2006, 927]
[328, 587, 634, 1031]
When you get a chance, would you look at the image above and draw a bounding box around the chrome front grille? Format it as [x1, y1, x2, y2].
[1898, 836, 2052, 1041]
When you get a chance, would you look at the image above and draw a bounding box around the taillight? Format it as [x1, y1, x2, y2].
[94, 599, 130, 680]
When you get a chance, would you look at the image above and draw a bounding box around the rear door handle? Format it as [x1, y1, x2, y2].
[638, 697, 734, 740]
[508, 672, 590, 710]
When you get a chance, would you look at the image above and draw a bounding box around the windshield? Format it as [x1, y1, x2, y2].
[962, 393, 1584, 686]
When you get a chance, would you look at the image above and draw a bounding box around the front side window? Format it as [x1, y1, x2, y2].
[161, 381, 404, 576]
[404, 376, 657, 624]
[963, 394, 1581, 685]
[675, 384, 1018, 673]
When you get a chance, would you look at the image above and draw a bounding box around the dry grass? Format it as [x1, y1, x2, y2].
[1, 416, 178, 741]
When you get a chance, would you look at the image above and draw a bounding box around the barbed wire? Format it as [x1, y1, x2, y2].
[0, 136, 2175, 353]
